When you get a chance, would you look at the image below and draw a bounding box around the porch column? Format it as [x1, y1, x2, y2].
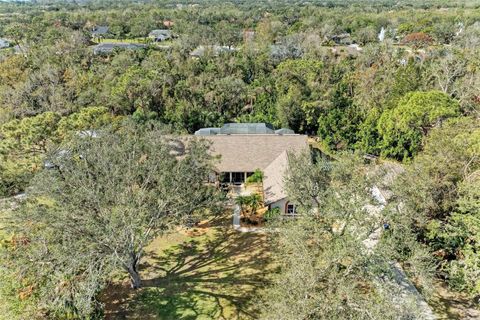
[244, 172, 248, 183]
[229, 172, 232, 183]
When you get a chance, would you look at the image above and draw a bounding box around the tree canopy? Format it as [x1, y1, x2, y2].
[1, 122, 219, 318]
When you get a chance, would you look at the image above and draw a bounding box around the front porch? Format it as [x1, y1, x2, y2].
[219, 171, 254, 185]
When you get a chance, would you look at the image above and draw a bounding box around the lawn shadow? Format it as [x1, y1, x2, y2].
[114, 228, 274, 319]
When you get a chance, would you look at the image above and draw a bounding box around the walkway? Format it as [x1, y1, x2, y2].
[230, 185, 265, 233]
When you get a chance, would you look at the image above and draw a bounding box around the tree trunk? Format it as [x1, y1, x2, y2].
[127, 264, 142, 289]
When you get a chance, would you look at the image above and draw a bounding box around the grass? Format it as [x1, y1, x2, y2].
[0, 198, 12, 241]
[0, 200, 13, 319]
[101, 214, 274, 319]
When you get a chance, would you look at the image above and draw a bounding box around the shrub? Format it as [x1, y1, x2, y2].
[235, 194, 262, 215]
[264, 207, 281, 222]
[246, 169, 263, 184]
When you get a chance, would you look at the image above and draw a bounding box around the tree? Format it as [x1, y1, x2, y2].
[1, 122, 219, 317]
[377, 91, 460, 160]
[355, 26, 377, 45]
[443, 176, 480, 296]
[262, 152, 433, 319]
[275, 59, 325, 133]
[428, 49, 467, 95]
[0, 108, 118, 197]
[393, 117, 480, 296]
[0, 112, 61, 196]
[55, 106, 120, 139]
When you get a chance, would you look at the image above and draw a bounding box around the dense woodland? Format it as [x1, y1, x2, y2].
[0, 0, 479, 319]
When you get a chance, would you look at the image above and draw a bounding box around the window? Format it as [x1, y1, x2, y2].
[220, 173, 231, 184]
[286, 203, 296, 215]
[232, 172, 245, 184]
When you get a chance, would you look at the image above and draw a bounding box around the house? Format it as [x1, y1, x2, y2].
[91, 26, 109, 38]
[148, 29, 172, 42]
[92, 42, 147, 55]
[329, 33, 352, 45]
[189, 45, 237, 58]
[195, 123, 309, 215]
[0, 38, 10, 49]
[331, 43, 363, 57]
[163, 20, 174, 28]
[270, 43, 303, 60]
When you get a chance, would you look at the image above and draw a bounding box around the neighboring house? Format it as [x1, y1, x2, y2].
[163, 20, 174, 28]
[148, 29, 172, 42]
[269, 43, 303, 60]
[331, 43, 363, 57]
[0, 38, 10, 49]
[91, 26, 109, 38]
[92, 42, 147, 55]
[195, 123, 308, 215]
[329, 33, 352, 45]
[190, 45, 237, 58]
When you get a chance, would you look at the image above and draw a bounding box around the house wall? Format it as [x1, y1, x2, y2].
[269, 198, 288, 214]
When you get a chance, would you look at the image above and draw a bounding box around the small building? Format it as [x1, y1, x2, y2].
[0, 38, 10, 49]
[148, 29, 173, 42]
[189, 45, 237, 58]
[92, 42, 147, 55]
[195, 123, 309, 215]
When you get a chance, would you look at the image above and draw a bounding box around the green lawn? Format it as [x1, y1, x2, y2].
[102, 216, 274, 320]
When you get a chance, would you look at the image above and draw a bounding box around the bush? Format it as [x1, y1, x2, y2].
[236, 194, 262, 216]
[246, 169, 263, 184]
[264, 207, 281, 222]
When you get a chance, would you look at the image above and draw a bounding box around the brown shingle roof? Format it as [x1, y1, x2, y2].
[263, 151, 289, 204]
[202, 134, 308, 173]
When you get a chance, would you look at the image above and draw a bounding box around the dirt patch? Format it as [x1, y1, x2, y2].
[428, 280, 480, 319]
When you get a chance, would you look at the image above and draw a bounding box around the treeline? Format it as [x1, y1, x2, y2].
[1, 5, 479, 192]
